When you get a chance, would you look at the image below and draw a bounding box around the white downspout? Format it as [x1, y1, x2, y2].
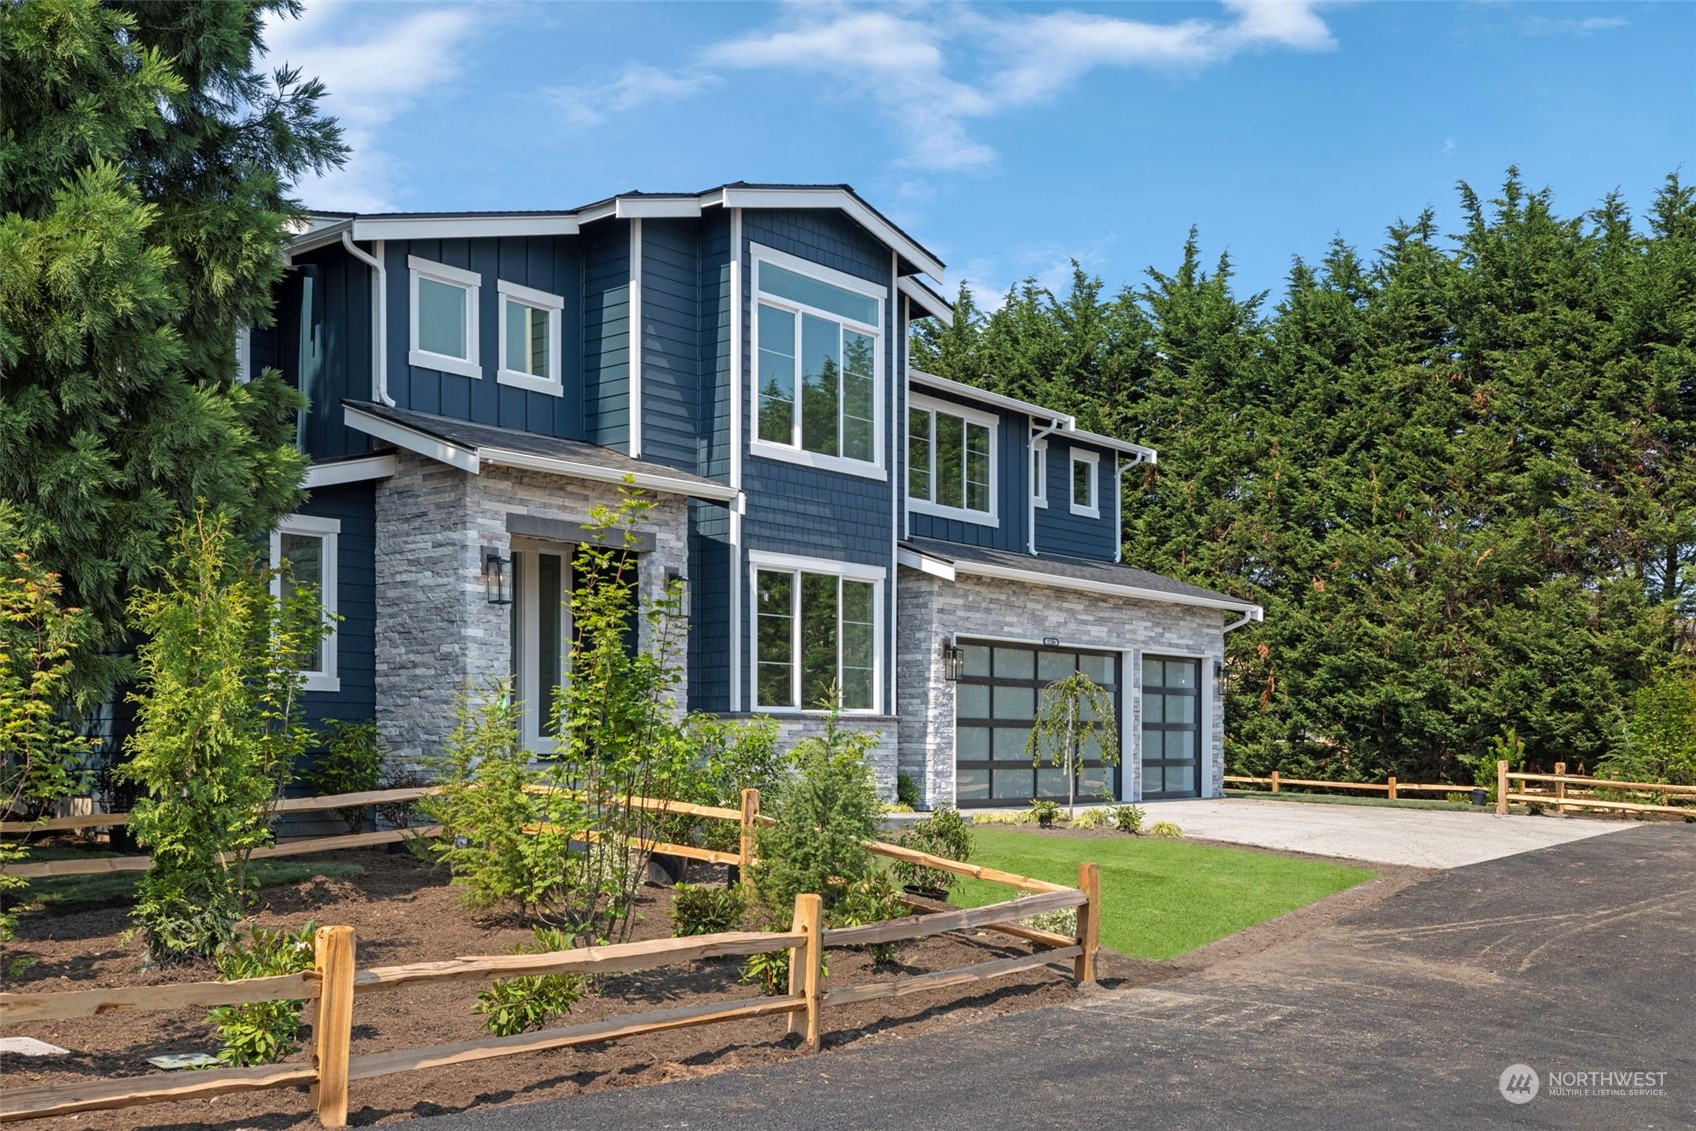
[340, 231, 394, 406]
[1222, 607, 1264, 634]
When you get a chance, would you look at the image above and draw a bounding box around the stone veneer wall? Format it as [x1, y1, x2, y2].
[895, 568, 1229, 808]
[374, 450, 689, 767]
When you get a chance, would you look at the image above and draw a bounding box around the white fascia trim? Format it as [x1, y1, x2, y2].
[719, 187, 946, 282]
[907, 498, 999, 528]
[618, 196, 703, 219]
[1067, 425, 1158, 462]
[896, 547, 955, 581]
[952, 559, 1265, 617]
[342, 405, 481, 474]
[748, 550, 887, 583]
[287, 219, 353, 256]
[304, 454, 398, 488]
[355, 215, 580, 240]
[898, 276, 953, 322]
[1070, 449, 1101, 518]
[751, 242, 889, 306]
[910, 370, 1072, 426]
[479, 448, 740, 501]
[629, 219, 644, 458]
[748, 439, 888, 482]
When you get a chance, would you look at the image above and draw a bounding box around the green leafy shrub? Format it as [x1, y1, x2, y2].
[891, 807, 973, 895]
[749, 711, 882, 915]
[1030, 799, 1062, 829]
[970, 808, 1036, 826]
[1148, 821, 1184, 838]
[1020, 907, 1078, 937]
[306, 719, 383, 831]
[1113, 804, 1145, 834]
[833, 872, 905, 966]
[475, 925, 584, 1036]
[675, 713, 784, 856]
[1070, 807, 1113, 830]
[1604, 670, 1696, 785]
[895, 771, 921, 808]
[670, 882, 748, 936]
[375, 764, 431, 832]
[740, 947, 791, 996]
[207, 921, 318, 1065]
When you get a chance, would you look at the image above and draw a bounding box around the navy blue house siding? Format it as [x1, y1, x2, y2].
[296, 481, 377, 732]
[279, 246, 375, 462]
[639, 219, 701, 473]
[1034, 437, 1118, 561]
[582, 222, 631, 452]
[903, 383, 1029, 553]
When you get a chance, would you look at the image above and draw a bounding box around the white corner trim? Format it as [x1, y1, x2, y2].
[748, 439, 888, 481]
[303, 454, 398, 488]
[630, 218, 644, 458]
[1069, 449, 1101, 519]
[342, 405, 480, 474]
[1033, 437, 1049, 509]
[729, 207, 744, 711]
[479, 448, 740, 501]
[747, 550, 887, 583]
[896, 547, 955, 581]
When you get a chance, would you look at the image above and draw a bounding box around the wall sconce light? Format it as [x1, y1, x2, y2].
[481, 547, 511, 606]
[1214, 659, 1226, 690]
[942, 639, 965, 682]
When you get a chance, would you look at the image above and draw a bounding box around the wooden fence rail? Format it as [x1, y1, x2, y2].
[0, 804, 1098, 1128]
[1223, 772, 1471, 800]
[1496, 761, 1696, 818]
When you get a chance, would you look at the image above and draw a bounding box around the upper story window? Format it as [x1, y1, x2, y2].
[1032, 438, 1048, 508]
[1070, 449, 1100, 518]
[409, 256, 481, 380]
[496, 279, 564, 398]
[907, 394, 997, 526]
[271, 514, 339, 693]
[752, 245, 885, 479]
[752, 552, 882, 713]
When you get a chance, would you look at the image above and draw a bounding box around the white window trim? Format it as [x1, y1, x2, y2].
[1032, 438, 1048, 508]
[906, 392, 999, 527]
[408, 255, 482, 380]
[495, 278, 565, 398]
[1070, 449, 1101, 518]
[747, 552, 885, 715]
[271, 514, 340, 694]
[750, 245, 886, 475]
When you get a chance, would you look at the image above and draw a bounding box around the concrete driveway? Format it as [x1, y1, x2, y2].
[1137, 796, 1632, 868]
[416, 825, 1696, 1131]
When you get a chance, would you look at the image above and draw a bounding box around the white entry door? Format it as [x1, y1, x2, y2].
[510, 543, 570, 752]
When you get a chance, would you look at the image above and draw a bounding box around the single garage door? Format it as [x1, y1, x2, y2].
[954, 641, 1121, 808]
[1141, 655, 1201, 798]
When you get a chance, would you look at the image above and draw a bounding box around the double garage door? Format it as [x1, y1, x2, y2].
[954, 642, 1201, 806]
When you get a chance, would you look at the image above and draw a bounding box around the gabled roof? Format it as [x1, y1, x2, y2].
[341, 401, 738, 501]
[899, 537, 1261, 620]
[292, 182, 944, 283]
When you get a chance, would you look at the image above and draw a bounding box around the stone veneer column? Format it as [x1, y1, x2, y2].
[895, 575, 954, 808]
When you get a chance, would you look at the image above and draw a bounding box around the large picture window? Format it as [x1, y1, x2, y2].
[907, 394, 997, 524]
[752, 556, 881, 712]
[752, 247, 884, 477]
[270, 514, 339, 693]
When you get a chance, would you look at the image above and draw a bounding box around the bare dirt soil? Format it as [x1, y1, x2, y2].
[2, 849, 1192, 1130]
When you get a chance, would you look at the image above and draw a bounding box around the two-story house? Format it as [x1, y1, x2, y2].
[258, 183, 1261, 809]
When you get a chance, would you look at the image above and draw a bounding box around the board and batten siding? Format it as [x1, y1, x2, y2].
[380, 236, 582, 441]
[1034, 436, 1119, 561]
[278, 246, 375, 463]
[294, 481, 377, 733]
[737, 209, 900, 712]
[581, 222, 631, 452]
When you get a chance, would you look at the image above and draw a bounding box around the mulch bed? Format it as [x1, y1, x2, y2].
[2, 848, 1181, 1129]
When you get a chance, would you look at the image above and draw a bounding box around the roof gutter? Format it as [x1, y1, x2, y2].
[340, 233, 394, 407]
[1222, 607, 1265, 634]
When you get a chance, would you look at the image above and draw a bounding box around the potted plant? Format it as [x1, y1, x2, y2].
[891, 807, 974, 900]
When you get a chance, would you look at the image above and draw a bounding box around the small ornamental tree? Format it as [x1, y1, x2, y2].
[121, 510, 327, 960]
[1025, 671, 1121, 819]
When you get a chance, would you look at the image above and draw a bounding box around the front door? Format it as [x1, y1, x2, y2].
[510, 545, 570, 752]
[1141, 655, 1201, 799]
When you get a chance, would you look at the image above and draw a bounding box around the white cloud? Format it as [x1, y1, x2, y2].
[1523, 15, 1629, 37]
[1442, 137, 1457, 155]
[551, 2, 1342, 175]
[262, 4, 480, 211]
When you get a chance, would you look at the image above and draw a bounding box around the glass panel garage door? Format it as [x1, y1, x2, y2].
[955, 642, 1120, 808]
[1142, 656, 1201, 799]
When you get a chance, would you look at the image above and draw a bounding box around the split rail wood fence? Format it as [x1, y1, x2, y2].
[1494, 761, 1696, 818]
[0, 795, 1099, 1127]
[1222, 772, 1472, 800]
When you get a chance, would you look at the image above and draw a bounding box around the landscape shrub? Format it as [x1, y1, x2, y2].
[970, 808, 1036, 826]
[740, 947, 791, 996]
[670, 882, 748, 936]
[375, 764, 431, 831]
[306, 719, 383, 831]
[208, 921, 318, 1065]
[1070, 807, 1114, 830]
[475, 925, 584, 1037]
[891, 807, 974, 895]
[1148, 821, 1184, 838]
[1604, 669, 1696, 785]
[676, 712, 784, 856]
[832, 872, 906, 966]
[1030, 799, 1063, 828]
[1112, 804, 1146, 834]
[1025, 671, 1121, 818]
[123, 511, 329, 960]
[1020, 907, 1078, 937]
[895, 771, 921, 808]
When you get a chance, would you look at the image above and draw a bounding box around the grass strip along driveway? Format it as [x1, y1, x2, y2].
[950, 828, 1375, 960]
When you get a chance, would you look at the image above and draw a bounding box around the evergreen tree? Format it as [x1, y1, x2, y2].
[0, 0, 345, 703]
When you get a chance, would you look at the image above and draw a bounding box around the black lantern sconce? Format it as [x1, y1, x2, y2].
[941, 638, 965, 682]
[1214, 658, 1226, 691]
[481, 547, 511, 606]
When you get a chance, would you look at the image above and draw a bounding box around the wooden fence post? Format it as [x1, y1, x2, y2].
[310, 925, 355, 1129]
[1495, 760, 1509, 816]
[784, 893, 823, 1051]
[1554, 762, 1566, 814]
[1074, 862, 1100, 986]
[1387, 775, 1397, 801]
[1270, 770, 1279, 794]
[739, 788, 759, 888]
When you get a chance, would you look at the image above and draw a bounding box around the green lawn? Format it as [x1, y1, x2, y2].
[950, 828, 1375, 960]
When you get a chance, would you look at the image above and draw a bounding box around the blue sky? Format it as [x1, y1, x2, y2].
[266, 1, 1695, 305]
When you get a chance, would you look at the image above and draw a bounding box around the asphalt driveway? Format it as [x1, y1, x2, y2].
[1137, 796, 1632, 867]
[417, 824, 1695, 1131]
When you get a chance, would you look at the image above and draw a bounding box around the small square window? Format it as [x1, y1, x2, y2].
[496, 280, 565, 397]
[408, 256, 481, 380]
